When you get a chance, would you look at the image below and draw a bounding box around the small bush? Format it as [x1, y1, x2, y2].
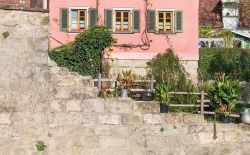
[147, 49, 198, 111]
[35, 140, 47, 151]
[2, 31, 10, 39]
[49, 26, 114, 78]
[199, 48, 250, 81]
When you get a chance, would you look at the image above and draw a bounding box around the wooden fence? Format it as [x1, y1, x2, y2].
[94, 78, 247, 118]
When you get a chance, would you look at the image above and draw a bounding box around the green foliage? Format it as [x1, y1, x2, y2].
[209, 73, 240, 113]
[160, 127, 164, 132]
[2, 31, 10, 39]
[218, 30, 235, 48]
[147, 49, 187, 85]
[102, 60, 111, 78]
[199, 25, 214, 38]
[35, 140, 47, 151]
[147, 49, 198, 112]
[49, 26, 114, 78]
[199, 48, 250, 81]
[155, 82, 171, 104]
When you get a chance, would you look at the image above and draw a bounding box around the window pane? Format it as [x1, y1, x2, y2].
[124, 22, 129, 30]
[71, 10, 78, 30]
[80, 11, 85, 17]
[123, 12, 129, 18]
[166, 13, 171, 18]
[166, 18, 171, 22]
[159, 12, 164, 18]
[116, 12, 121, 17]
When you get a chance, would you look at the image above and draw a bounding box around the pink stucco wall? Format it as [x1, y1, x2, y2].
[49, 0, 199, 60]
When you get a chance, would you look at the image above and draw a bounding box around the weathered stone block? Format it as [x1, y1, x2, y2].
[58, 67, 69, 76]
[162, 113, 183, 124]
[0, 112, 12, 125]
[82, 98, 106, 113]
[121, 114, 141, 125]
[106, 100, 133, 114]
[99, 136, 125, 148]
[82, 113, 99, 124]
[134, 102, 160, 114]
[66, 99, 81, 112]
[143, 114, 163, 125]
[56, 76, 77, 87]
[50, 100, 63, 112]
[224, 130, 242, 143]
[99, 114, 121, 125]
[92, 125, 111, 136]
[48, 112, 82, 127]
[198, 131, 224, 144]
[188, 125, 205, 134]
[13, 112, 46, 126]
[145, 136, 168, 148]
[183, 113, 197, 124]
[196, 115, 206, 124]
[0, 125, 13, 138]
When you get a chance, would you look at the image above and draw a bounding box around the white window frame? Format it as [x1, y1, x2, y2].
[155, 9, 176, 33]
[112, 8, 133, 33]
[68, 6, 90, 33]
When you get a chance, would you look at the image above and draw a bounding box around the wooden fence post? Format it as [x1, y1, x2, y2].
[150, 76, 154, 92]
[200, 91, 205, 115]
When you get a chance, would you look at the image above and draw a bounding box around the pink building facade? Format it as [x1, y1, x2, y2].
[49, 0, 199, 80]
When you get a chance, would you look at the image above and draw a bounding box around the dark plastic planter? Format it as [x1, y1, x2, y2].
[221, 114, 230, 123]
[160, 103, 169, 113]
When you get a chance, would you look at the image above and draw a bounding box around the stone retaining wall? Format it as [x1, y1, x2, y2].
[0, 9, 249, 155]
[0, 98, 249, 155]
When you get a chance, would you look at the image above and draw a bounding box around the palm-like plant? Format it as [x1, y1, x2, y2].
[210, 73, 240, 113]
[155, 82, 171, 104]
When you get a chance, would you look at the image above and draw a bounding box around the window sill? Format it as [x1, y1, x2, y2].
[112, 31, 133, 34]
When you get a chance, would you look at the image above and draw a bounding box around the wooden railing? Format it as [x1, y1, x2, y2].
[94, 78, 247, 118]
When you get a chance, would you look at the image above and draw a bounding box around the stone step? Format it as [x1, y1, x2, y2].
[58, 67, 70, 76]
[48, 57, 57, 67]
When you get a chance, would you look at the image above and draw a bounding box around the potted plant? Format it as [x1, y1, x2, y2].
[210, 73, 240, 123]
[117, 70, 135, 98]
[155, 82, 171, 113]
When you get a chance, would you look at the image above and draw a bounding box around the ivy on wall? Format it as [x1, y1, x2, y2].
[49, 26, 114, 78]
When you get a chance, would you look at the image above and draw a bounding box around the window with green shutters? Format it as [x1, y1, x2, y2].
[147, 10, 183, 33]
[60, 7, 97, 32]
[105, 9, 140, 33]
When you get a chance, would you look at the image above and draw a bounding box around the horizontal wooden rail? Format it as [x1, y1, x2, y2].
[199, 111, 240, 118]
[169, 104, 209, 107]
[169, 92, 208, 95]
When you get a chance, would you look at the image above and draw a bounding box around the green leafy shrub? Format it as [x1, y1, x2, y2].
[199, 48, 250, 81]
[209, 73, 240, 114]
[35, 140, 47, 151]
[147, 49, 198, 112]
[49, 26, 114, 78]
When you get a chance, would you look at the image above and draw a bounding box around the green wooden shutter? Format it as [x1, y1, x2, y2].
[105, 9, 113, 31]
[60, 8, 68, 31]
[175, 10, 183, 33]
[89, 8, 97, 28]
[147, 10, 156, 33]
[132, 10, 141, 33]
